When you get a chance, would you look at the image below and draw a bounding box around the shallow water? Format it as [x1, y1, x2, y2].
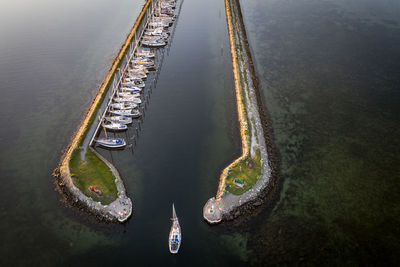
[240, 0, 400, 264]
[1, 0, 399, 265]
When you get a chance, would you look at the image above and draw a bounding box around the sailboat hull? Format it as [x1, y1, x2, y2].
[169, 204, 181, 254]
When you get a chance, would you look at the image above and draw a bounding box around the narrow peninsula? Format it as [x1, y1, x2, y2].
[53, 0, 156, 222]
[203, 0, 276, 224]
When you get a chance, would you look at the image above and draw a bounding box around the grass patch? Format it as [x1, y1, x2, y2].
[69, 149, 118, 205]
[225, 149, 262, 195]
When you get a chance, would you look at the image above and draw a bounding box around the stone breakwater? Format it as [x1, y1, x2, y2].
[53, 0, 153, 222]
[203, 0, 277, 224]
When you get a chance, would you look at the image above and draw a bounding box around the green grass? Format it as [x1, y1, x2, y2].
[225, 149, 262, 195]
[69, 149, 118, 205]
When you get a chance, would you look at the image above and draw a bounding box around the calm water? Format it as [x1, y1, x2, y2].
[0, 0, 246, 266]
[240, 0, 400, 265]
[0, 0, 399, 265]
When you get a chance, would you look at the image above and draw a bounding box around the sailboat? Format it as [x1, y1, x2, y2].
[96, 119, 126, 148]
[169, 203, 181, 254]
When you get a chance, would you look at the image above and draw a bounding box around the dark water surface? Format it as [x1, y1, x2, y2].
[0, 0, 246, 265]
[240, 0, 400, 265]
[1, 0, 399, 265]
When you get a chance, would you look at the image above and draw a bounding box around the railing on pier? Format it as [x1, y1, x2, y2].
[89, 0, 183, 148]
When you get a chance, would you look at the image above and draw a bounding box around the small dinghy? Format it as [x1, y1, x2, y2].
[96, 137, 126, 149]
[103, 122, 128, 131]
[169, 203, 181, 254]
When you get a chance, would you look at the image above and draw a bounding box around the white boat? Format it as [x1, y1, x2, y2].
[120, 87, 142, 93]
[113, 97, 142, 104]
[145, 29, 169, 39]
[110, 103, 137, 110]
[129, 65, 149, 73]
[134, 56, 155, 64]
[118, 92, 140, 98]
[142, 39, 167, 47]
[144, 27, 164, 35]
[110, 109, 141, 118]
[169, 203, 181, 254]
[126, 73, 146, 80]
[105, 115, 132, 124]
[122, 80, 145, 88]
[133, 59, 156, 69]
[136, 48, 155, 58]
[148, 21, 169, 28]
[96, 137, 126, 149]
[151, 17, 173, 25]
[103, 122, 128, 131]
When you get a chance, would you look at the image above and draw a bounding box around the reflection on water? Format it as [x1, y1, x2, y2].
[240, 0, 400, 264]
[0, 0, 249, 266]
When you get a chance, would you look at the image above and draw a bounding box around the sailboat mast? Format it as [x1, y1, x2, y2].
[99, 114, 107, 138]
[172, 203, 177, 219]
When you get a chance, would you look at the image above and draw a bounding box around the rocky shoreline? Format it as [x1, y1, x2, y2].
[55, 147, 132, 222]
[53, 0, 153, 223]
[203, 0, 280, 224]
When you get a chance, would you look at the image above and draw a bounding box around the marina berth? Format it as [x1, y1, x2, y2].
[113, 97, 142, 104]
[129, 64, 149, 73]
[135, 48, 155, 58]
[126, 73, 146, 80]
[103, 122, 128, 131]
[126, 70, 147, 78]
[142, 39, 167, 47]
[122, 81, 145, 88]
[110, 103, 138, 110]
[105, 115, 133, 125]
[117, 92, 141, 98]
[109, 109, 141, 118]
[144, 28, 169, 37]
[119, 87, 142, 93]
[58, 0, 183, 223]
[148, 21, 169, 28]
[96, 137, 126, 149]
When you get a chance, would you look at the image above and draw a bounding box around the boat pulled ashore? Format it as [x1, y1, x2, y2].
[169, 203, 181, 254]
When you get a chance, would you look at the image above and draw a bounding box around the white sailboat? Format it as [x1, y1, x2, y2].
[169, 203, 181, 254]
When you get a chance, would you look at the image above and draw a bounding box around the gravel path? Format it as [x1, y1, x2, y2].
[204, 0, 272, 223]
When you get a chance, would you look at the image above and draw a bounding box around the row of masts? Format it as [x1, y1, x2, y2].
[89, 0, 180, 149]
